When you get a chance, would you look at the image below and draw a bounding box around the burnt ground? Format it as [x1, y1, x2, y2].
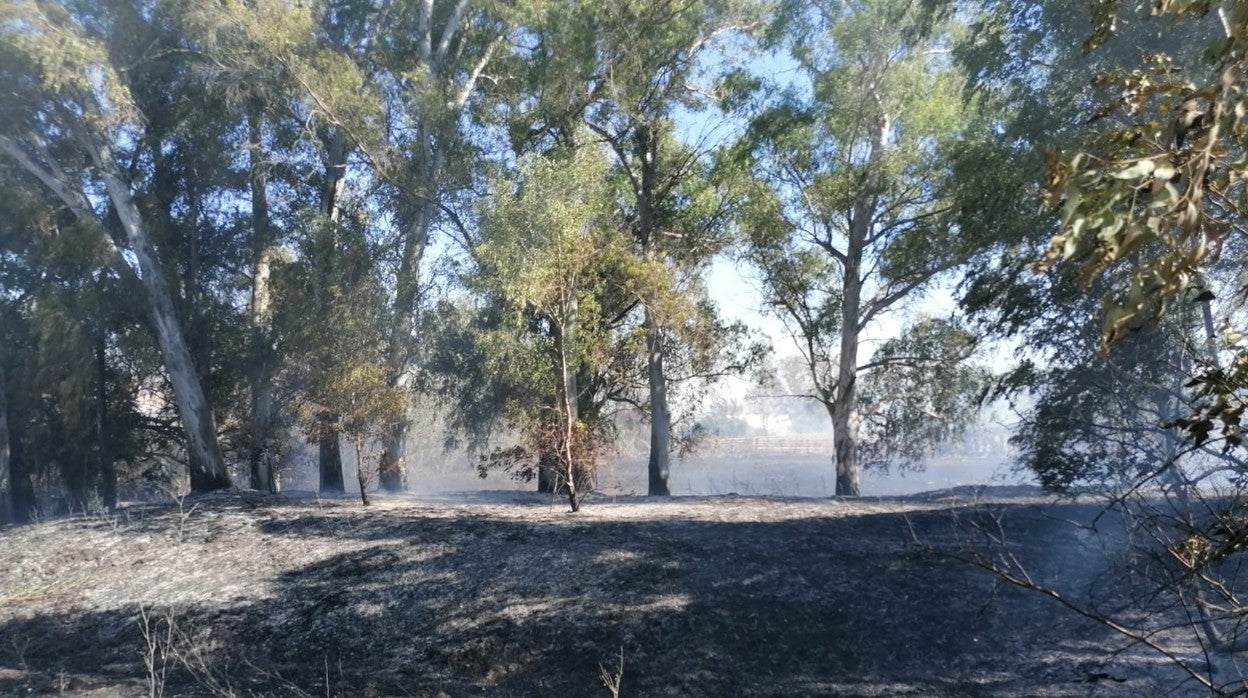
[0, 488, 1211, 697]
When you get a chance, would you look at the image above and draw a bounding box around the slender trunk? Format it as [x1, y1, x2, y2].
[247, 252, 275, 493]
[321, 130, 347, 222]
[633, 125, 672, 497]
[319, 413, 345, 494]
[95, 330, 116, 510]
[0, 368, 10, 525]
[354, 438, 370, 506]
[247, 111, 276, 493]
[96, 167, 229, 492]
[317, 130, 348, 493]
[645, 309, 671, 496]
[9, 413, 33, 524]
[833, 205, 867, 496]
[380, 173, 435, 493]
[554, 306, 580, 512]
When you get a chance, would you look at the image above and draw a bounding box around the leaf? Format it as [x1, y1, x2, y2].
[1112, 159, 1156, 179]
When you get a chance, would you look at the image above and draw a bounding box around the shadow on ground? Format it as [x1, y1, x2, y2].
[0, 493, 1173, 697]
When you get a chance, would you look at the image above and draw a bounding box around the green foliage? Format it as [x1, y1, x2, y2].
[1039, 1, 1248, 457]
[738, 0, 989, 479]
[471, 146, 639, 500]
[857, 318, 989, 469]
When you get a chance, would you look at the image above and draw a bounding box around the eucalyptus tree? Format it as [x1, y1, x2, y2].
[0, 148, 160, 516]
[506, 0, 767, 496]
[951, 0, 1227, 493]
[472, 147, 639, 511]
[179, 1, 312, 493]
[738, 0, 990, 495]
[366, 0, 518, 493]
[194, 0, 519, 492]
[0, 0, 233, 490]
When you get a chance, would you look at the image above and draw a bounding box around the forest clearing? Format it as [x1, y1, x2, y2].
[6, 0, 1248, 695]
[0, 488, 1200, 697]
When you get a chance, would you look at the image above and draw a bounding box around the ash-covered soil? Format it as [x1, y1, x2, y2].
[0, 488, 1199, 696]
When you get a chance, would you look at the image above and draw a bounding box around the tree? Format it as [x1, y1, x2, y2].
[1041, 1, 1248, 435]
[947, 2, 1248, 686]
[0, 0, 230, 491]
[946, 0, 1230, 495]
[319, 364, 406, 506]
[737, 0, 989, 495]
[473, 147, 638, 511]
[274, 205, 389, 497]
[500, 0, 765, 496]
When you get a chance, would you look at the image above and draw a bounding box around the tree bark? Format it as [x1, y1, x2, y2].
[645, 308, 671, 496]
[631, 125, 673, 497]
[829, 397, 861, 496]
[554, 306, 580, 511]
[537, 448, 558, 493]
[353, 438, 371, 506]
[377, 426, 407, 492]
[8, 406, 34, 524]
[380, 161, 435, 493]
[319, 413, 345, 494]
[826, 104, 889, 498]
[378, 208, 429, 492]
[247, 249, 276, 493]
[316, 129, 348, 495]
[247, 111, 276, 493]
[832, 209, 866, 497]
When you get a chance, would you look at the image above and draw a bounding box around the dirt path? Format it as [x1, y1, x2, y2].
[0, 490, 1196, 696]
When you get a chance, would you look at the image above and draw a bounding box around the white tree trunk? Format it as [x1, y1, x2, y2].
[1, 128, 230, 490]
[248, 111, 276, 493]
[248, 247, 276, 493]
[99, 167, 230, 490]
[380, 203, 431, 492]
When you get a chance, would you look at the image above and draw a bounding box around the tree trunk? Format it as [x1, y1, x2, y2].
[645, 309, 672, 496]
[319, 413, 345, 494]
[1, 131, 227, 491]
[247, 111, 276, 494]
[96, 328, 116, 510]
[633, 125, 672, 498]
[0, 368, 11, 525]
[380, 188, 434, 493]
[829, 398, 860, 496]
[537, 449, 558, 493]
[8, 413, 34, 524]
[96, 171, 229, 492]
[554, 308, 580, 511]
[353, 439, 371, 506]
[63, 456, 90, 514]
[315, 129, 349, 493]
[377, 426, 407, 492]
[833, 201, 867, 496]
[247, 256, 276, 493]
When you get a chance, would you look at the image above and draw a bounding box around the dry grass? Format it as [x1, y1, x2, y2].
[0, 487, 1198, 696]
